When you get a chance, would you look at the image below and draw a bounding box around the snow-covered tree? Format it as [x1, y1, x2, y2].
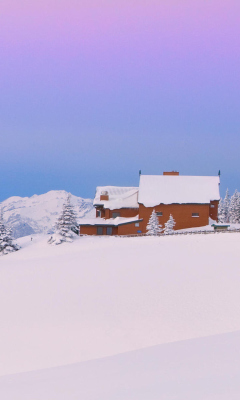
[48, 194, 78, 245]
[223, 189, 230, 223]
[146, 210, 162, 236]
[229, 190, 240, 224]
[217, 198, 225, 223]
[0, 210, 19, 255]
[164, 214, 176, 235]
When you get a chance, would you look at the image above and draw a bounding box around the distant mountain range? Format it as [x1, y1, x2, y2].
[1, 190, 95, 238]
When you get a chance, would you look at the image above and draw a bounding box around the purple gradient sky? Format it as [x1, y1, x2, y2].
[1, 1, 240, 201]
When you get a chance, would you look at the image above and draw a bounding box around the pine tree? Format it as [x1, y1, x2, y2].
[146, 210, 162, 236]
[217, 198, 225, 223]
[0, 210, 19, 255]
[48, 194, 78, 245]
[223, 189, 230, 222]
[164, 214, 176, 235]
[229, 190, 240, 224]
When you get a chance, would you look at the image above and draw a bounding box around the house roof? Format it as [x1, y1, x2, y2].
[79, 216, 142, 227]
[93, 186, 139, 210]
[138, 175, 220, 207]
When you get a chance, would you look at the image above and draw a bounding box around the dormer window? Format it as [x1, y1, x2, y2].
[112, 212, 120, 218]
[96, 210, 101, 218]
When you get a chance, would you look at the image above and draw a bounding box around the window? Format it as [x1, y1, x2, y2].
[106, 227, 113, 235]
[156, 212, 163, 216]
[192, 213, 199, 217]
[135, 223, 139, 227]
[112, 212, 120, 218]
[96, 210, 101, 217]
[210, 205, 215, 208]
[97, 227, 103, 235]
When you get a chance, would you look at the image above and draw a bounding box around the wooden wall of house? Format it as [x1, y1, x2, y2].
[118, 222, 142, 236]
[80, 223, 140, 236]
[80, 225, 118, 236]
[109, 208, 139, 219]
[138, 203, 218, 232]
[80, 226, 98, 235]
[209, 200, 219, 221]
[83, 201, 219, 236]
[96, 207, 139, 219]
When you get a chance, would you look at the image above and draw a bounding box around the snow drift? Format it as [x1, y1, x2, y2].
[1, 330, 240, 400]
[1, 233, 240, 376]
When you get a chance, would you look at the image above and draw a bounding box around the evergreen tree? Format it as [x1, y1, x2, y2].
[164, 214, 176, 235]
[0, 210, 19, 255]
[48, 194, 78, 245]
[217, 198, 225, 223]
[146, 210, 162, 236]
[223, 189, 230, 222]
[229, 190, 240, 223]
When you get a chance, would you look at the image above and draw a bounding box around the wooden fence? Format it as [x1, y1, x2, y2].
[117, 228, 240, 238]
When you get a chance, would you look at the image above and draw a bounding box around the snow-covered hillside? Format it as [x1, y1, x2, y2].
[1, 191, 95, 238]
[1, 330, 240, 400]
[1, 233, 240, 378]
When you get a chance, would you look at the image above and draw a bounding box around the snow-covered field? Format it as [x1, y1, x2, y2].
[1, 330, 240, 400]
[0, 233, 240, 398]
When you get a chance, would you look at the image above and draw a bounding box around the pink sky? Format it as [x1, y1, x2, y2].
[1, 1, 239, 88]
[0, 0, 240, 199]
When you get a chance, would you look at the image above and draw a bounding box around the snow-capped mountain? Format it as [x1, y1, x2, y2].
[1, 190, 95, 238]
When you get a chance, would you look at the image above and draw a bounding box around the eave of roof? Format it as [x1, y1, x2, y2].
[79, 217, 143, 227]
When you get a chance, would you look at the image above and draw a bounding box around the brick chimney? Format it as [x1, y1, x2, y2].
[100, 191, 109, 201]
[163, 171, 179, 176]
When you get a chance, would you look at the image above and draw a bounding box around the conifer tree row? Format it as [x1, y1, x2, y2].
[164, 214, 176, 234]
[146, 210, 162, 236]
[48, 194, 78, 245]
[0, 209, 19, 255]
[218, 188, 240, 224]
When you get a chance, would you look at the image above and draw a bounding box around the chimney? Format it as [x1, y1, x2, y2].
[163, 171, 179, 176]
[100, 191, 109, 201]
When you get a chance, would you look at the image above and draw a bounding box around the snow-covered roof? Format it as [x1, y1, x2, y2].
[79, 216, 142, 226]
[93, 186, 139, 210]
[138, 175, 220, 207]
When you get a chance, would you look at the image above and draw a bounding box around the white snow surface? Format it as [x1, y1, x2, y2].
[93, 186, 139, 209]
[1, 233, 240, 378]
[1, 190, 95, 238]
[138, 175, 220, 206]
[1, 330, 240, 400]
[177, 222, 240, 233]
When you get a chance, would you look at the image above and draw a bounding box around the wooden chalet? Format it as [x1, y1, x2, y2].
[79, 171, 220, 236]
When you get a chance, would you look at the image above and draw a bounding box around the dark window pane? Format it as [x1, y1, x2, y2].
[97, 227, 103, 235]
[192, 213, 199, 217]
[156, 212, 163, 216]
[112, 212, 120, 218]
[106, 227, 113, 235]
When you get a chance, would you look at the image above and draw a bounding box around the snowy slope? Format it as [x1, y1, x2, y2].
[1, 190, 95, 238]
[1, 330, 240, 400]
[1, 233, 240, 376]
